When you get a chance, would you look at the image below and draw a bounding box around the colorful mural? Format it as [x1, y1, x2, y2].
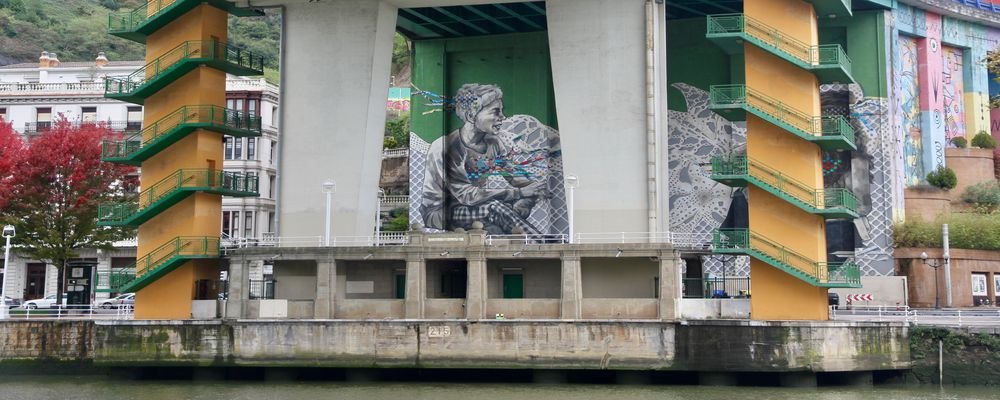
[411, 84, 566, 236]
[942, 45, 966, 141]
[896, 35, 924, 186]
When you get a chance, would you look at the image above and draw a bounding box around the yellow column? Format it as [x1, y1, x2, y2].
[133, 5, 228, 319]
[744, 0, 828, 320]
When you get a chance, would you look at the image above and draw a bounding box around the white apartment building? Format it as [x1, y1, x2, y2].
[0, 52, 280, 302]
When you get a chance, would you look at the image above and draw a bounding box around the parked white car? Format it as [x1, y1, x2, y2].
[96, 293, 134, 309]
[22, 294, 67, 309]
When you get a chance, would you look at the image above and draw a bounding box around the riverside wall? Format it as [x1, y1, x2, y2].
[0, 320, 909, 373]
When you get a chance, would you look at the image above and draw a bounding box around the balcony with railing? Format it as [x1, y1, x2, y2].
[708, 84, 856, 151]
[0, 81, 105, 96]
[710, 156, 858, 219]
[108, 0, 263, 44]
[713, 229, 861, 288]
[98, 169, 259, 227]
[104, 40, 265, 105]
[24, 121, 142, 136]
[101, 105, 262, 165]
[705, 14, 854, 84]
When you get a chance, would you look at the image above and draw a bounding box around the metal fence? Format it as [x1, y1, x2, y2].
[248, 279, 275, 300]
[4, 304, 133, 320]
[682, 277, 751, 299]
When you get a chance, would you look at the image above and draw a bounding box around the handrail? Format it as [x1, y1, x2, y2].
[711, 156, 858, 213]
[706, 14, 852, 73]
[109, 0, 184, 33]
[98, 169, 258, 224]
[709, 84, 855, 144]
[134, 236, 220, 278]
[104, 40, 264, 96]
[713, 228, 860, 285]
[101, 105, 261, 160]
[27, 121, 142, 135]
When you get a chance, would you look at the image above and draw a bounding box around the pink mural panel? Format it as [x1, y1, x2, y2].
[942, 45, 966, 140]
[918, 14, 943, 121]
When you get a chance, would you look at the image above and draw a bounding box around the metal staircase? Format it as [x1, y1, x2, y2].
[709, 84, 856, 151]
[97, 169, 258, 227]
[713, 229, 861, 288]
[101, 105, 261, 165]
[706, 14, 854, 84]
[109, 0, 263, 43]
[105, 40, 264, 105]
[710, 156, 858, 219]
[111, 237, 222, 293]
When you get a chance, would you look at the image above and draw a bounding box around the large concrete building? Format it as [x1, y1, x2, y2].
[0, 54, 281, 303]
[90, 0, 1000, 320]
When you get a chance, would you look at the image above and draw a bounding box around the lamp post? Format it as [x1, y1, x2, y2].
[2, 225, 15, 319]
[323, 180, 336, 247]
[920, 251, 942, 309]
[375, 188, 384, 246]
[565, 175, 578, 244]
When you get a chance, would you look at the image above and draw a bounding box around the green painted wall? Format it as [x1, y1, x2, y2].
[666, 18, 733, 112]
[818, 11, 889, 97]
[411, 32, 556, 143]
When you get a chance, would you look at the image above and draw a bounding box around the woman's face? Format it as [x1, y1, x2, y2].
[473, 99, 505, 135]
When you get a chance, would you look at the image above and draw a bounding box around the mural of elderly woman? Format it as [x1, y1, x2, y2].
[421, 84, 551, 234]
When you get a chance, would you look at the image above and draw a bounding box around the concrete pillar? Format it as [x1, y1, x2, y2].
[405, 256, 424, 318]
[314, 259, 336, 319]
[779, 372, 817, 388]
[658, 255, 679, 320]
[547, 0, 666, 233]
[225, 256, 249, 319]
[561, 255, 581, 319]
[699, 372, 738, 386]
[277, 0, 398, 238]
[466, 254, 487, 320]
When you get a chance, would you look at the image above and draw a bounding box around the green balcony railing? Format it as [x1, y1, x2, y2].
[713, 228, 861, 287]
[101, 105, 262, 165]
[96, 267, 137, 293]
[710, 155, 858, 218]
[108, 0, 263, 43]
[705, 14, 853, 83]
[116, 236, 221, 293]
[105, 40, 265, 104]
[709, 84, 856, 151]
[98, 169, 258, 227]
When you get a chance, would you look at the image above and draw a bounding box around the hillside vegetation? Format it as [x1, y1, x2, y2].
[0, 0, 281, 72]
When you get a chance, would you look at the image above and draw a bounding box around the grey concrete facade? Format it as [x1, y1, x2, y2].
[226, 230, 684, 321]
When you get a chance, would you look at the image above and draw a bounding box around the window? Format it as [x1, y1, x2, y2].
[126, 106, 142, 131]
[234, 137, 243, 159]
[222, 211, 239, 238]
[270, 142, 277, 165]
[224, 137, 234, 160]
[973, 274, 988, 297]
[268, 174, 276, 199]
[267, 212, 275, 233]
[0, 107, 7, 121]
[81, 107, 97, 123]
[248, 99, 258, 116]
[244, 212, 254, 238]
[247, 138, 256, 160]
[226, 99, 235, 110]
[36, 107, 52, 131]
[235, 99, 244, 113]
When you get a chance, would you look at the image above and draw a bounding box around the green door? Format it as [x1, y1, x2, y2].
[395, 274, 406, 299]
[503, 274, 524, 299]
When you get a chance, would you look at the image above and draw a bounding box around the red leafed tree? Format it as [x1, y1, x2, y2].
[0, 120, 137, 304]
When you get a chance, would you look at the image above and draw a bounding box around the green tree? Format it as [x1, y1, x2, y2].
[0, 121, 137, 306]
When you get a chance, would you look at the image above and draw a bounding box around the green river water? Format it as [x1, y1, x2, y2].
[0, 377, 996, 400]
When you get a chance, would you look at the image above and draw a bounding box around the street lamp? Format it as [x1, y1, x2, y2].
[920, 251, 942, 309]
[375, 188, 384, 246]
[565, 175, 578, 244]
[2, 225, 15, 319]
[323, 180, 336, 247]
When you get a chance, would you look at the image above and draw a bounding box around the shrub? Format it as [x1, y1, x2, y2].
[894, 213, 1000, 250]
[383, 136, 398, 149]
[971, 131, 997, 149]
[952, 136, 968, 148]
[961, 181, 1000, 212]
[926, 166, 958, 190]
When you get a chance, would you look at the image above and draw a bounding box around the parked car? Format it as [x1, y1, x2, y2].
[22, 294, 67, 309]
[3, 296, 19, 309]
[96, 293, 134, 309]
[828, 292, 840, 309]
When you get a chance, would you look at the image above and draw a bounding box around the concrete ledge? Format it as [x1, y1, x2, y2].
[0, 320, 910, 372]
